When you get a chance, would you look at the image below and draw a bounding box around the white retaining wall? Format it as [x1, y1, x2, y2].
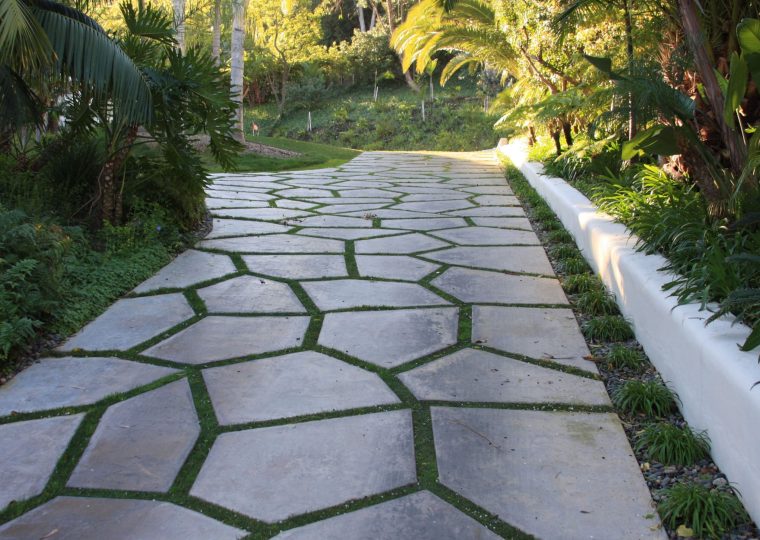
[498, 141, 760, 525]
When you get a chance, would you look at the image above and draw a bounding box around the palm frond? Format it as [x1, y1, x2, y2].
[0, 0, 53, 71]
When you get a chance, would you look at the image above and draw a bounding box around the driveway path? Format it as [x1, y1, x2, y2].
[0, 151, 663, 539]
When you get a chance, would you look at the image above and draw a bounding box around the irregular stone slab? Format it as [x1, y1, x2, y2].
[0, 358, 177, 415]
[471, 216, 533, 230]
[205, 198, 269, 209]
[343, 209, 441, 219]
[0, 415, 83, 510]
[355, 233, 449, 254]
[275, 199, 318, 210]
[0, 496, 246, 539]
[431, 407, 663, 540]
[401, 192, 471, 201]
[430, 226, 539, 246]
[399, 348, 608, 404]
[432, 267, 568, 305]
[472, 195, 520, 206]
[210, 208, 313, 220]
[197, 276, 305, 313]
[292, 215, 373, 228]
[297, 228, 404, 240]
[199, 234, 344, 253]
[319, 308, 459, 368]
[203, 351, 399, 424]
[205, 190, 274, 201]
[191, 410, 416, 522]
[60, 294, 195, 352]
[133, 250, 236, 293]
[302, 280, 448, 310]
[380, 218, 468, 231]
[356, 255, 439, 281]
[143, 316, 310, 364]
[275, 490, 501, 540]
[463, 186, 514, 195]
[472, 306, 595, 372]
[335, 188, 397, 198]
[307, 198, 391, 205]
[316, 203, 390, 214]
[206, 218, 292, 238]
[330, 180, 394, 188]
[392, 200, 474, 213]
[243, 254, 347, 279]
[68, 379, 199, 491]
[275, 188, 334, 198]
[448, 207, 526, 217]
[423, 246, 554, 275]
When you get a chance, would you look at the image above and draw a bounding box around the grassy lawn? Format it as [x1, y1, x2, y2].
[203, 135, 360, 173]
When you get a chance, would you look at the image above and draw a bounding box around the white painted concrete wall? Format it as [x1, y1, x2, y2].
[498, 141, 760, 525]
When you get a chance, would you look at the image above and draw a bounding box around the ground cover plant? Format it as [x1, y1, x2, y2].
[504, 161, 757, 539]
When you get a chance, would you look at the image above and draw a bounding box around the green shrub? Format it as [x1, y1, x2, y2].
[558, 256, 590, 275]
[548, 243, 579, 260]
[576, 289, 619, 315]
[0, 206, 68, 364]
[547, 229, 574, 243]
[563, 273, 602, 294]
[612, 379, 678, 418]
[635, 423, 709, 466]
[659, 483, 749, 539]
[606, 344, 645, 369]
[582, 315, 634, 341]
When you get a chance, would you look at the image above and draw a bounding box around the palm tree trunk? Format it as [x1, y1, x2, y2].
[212, 0, 222, 64]
[99, 125, 138, 226]
[622, 0, 636, 140]
[385, 0, 420, 92]
[678, 0, 746, 175]
[358, 5, 366, 32]
[230, 0, 246, 142]
[173, 0, 186, 53]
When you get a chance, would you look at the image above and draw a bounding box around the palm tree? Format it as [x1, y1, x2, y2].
[230, 0, 246, 141]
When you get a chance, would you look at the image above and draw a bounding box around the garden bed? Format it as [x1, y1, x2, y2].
[498, 140, 760, 527]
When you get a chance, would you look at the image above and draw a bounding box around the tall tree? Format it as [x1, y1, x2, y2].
[173, 0, 186, 52]
[230, 0, 246, 141]
[212, 0, 222, 64]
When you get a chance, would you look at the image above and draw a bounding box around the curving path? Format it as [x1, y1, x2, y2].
[0, 151, 665, 539]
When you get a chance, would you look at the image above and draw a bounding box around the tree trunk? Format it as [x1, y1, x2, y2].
[385, 0, 420, 92]
[358, 5, 366, 32]
[173, 0, 186, 53]
[622, 0, 636, 140]
[370, 5, 377, 29]
[98, 125, 138, 227]
[678, 0, 746, 175]
[562, 121, 573, 146]
[230, 0, 246, 142]
[528, 126, 537, 146]
[212, 0, 221, 64]
[551, 130, 562, 156]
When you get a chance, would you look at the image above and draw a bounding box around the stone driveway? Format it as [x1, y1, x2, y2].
[0, 151, 664, 539]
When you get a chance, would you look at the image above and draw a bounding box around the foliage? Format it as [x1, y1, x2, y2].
[557, 256, 589, 275]
[582, 315, 634, 341]
[606, 344, 645, 370]
[612, 379, 678, 418]
[0, 206, 68, 364]
[635, 423, 709, 466]
[563, 273, 602, 294]
[658, 483, 750, 539]
[576, 289, 619, 315]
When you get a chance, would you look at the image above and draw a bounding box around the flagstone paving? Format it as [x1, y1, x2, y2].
[0, 151, 664, 539]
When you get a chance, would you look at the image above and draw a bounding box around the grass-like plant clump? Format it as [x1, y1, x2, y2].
[659, 483, 749, 539]
[576, 289, 619, 315]
[606, 344, 645, 370]
[549, 243, 579, 260]
[563, 274, 602, 294]
[547, 229, 574, 244]
[635, 423, 710, 466]
[582, 315, 634, 341]
[558, 257, 590, 275]
[612, 379, 678, 418]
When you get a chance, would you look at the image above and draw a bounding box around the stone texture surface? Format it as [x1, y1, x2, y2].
[243, 254, 347, 279]
[190, 411, 416, 522]
[198, 234, 344, 253]
[432, 267, 568, 305]
[423, 246, 554, 275]
[302, 280, 448, 310]
[432, 407, 663, 540]
[0, 415, 83, 510]
[430, 226, 539, 246]
[319, 308, 459, 367]
[472, 306, 596, 372]
[355, 233, 450, 254]
[0, 357, 177, 415]
[143, 316, 310, 364]
[133, 250, 236, 292]
[380, 218, 468, 230]
[206, 218, 292, 238]
[399, 348, 609, 405]
[355, 255, 439, 281]
[197, 275, 305, 313]
[68, 379, 199, 491]
[297, 228, 404, 240]
[60, 294, 195, 351]
[203, 351, 399, 424]
[0, 497, 246, 539]
[275, 491, 501, 540]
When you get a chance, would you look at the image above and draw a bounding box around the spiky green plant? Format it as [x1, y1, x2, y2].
[549, 243, 579, 260]
[612, 379, 677, 418]
[582, 315, 633, 341]
[659, 483, 749, 539]
[635, 423, 710, 466]
[558, 256, 590, 275]
[547, 229, 574, 243]
[606, 344, 644, 369]
[563, 273, 602, 294]
[576, 289, 619, 315]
